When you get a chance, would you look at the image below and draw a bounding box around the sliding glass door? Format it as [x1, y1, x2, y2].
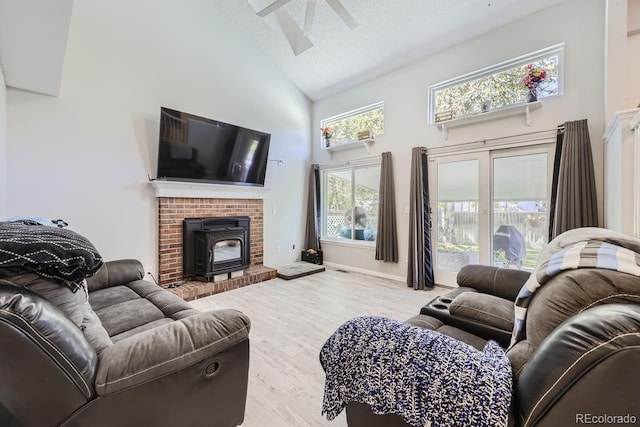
[429, 145, 554, 286]
[491, 150, 551, 271]
[431, 153, 489, 285]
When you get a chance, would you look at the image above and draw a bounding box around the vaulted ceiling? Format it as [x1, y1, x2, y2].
[216, 0, 573, 100]
[0, 0, 74, 96]
[0, 0, 573, 100]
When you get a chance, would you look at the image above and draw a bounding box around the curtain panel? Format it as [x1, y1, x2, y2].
[551, 119, 599, 238]
[407, 147, 434, 289]
[303, 164, 321, 250]
[375, 152, 398, 262]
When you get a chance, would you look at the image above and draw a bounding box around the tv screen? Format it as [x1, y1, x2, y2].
[156, 107, 271, 186]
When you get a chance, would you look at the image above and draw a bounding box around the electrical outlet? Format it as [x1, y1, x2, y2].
[144, 266, 153, 276]
[292, 244, 296, 250]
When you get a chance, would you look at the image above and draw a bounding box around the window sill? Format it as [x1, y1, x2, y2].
[434, 101, 542, 140]
[325, 138, 374, 157]
[320, 238, 376, 249]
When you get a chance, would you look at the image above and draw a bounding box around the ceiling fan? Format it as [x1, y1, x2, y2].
[255, 0, 358, 55]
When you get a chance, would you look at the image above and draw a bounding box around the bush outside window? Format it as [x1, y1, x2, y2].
[321, 102, 384, 147]
[428, 44, 564, 123]
[321, 163, 381, 243]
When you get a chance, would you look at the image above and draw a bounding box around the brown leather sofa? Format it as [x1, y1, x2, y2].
[0, 259, 250, 427]
[341, 228, 640, 426]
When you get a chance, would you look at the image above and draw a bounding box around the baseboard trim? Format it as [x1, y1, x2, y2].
[323, 262, 406, 283]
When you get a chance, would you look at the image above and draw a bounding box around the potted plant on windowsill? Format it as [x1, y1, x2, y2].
[321, 127, 334, 148]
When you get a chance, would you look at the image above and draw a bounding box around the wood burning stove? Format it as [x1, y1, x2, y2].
[183, 217, 250, 279]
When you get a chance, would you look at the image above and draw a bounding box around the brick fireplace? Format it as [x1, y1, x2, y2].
[152, 181, 276, 300]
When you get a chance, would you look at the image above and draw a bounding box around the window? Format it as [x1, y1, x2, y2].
[321, 162, 381, 243]
[428, 44, 564, 123]
[321, 102, 384, 148]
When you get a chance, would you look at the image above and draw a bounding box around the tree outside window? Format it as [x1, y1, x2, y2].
[429, 44, 563, 123]
[321, 102, 384, 147]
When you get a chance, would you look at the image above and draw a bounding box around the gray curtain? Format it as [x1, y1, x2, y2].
[375, 152, 398, 262]
[303, 164, 321, 250]
[551, 119, 599, 238]
[407, 147, 434, 289]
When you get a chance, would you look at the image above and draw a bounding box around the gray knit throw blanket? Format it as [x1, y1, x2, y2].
[320, 316, 512, 427]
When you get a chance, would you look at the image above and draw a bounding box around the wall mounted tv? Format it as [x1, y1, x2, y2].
[156, 107, 271, 186]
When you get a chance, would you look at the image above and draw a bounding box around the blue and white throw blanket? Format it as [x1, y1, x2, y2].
[511, 228, 640, 346]
[320, 316, 512, 427]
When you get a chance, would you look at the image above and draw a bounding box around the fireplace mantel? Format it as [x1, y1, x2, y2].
[150, 180, 270, 199]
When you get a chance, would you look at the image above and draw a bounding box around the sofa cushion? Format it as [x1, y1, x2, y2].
[406, 314, 489, 351]
[89, 280, 200, 339]
[86, 259, 144, 293]
[4, 273, 88, 328]
[81, 304, 113, 354]
[457, 264, 529, 301]
[449, 292, 514, 332]
[94, 297, 166, 337]
[95, 309, 251, 395]
[110, 318, 173, 343]
[126, 280, 199, 319]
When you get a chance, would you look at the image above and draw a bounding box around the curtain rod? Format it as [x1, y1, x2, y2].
[317, 154, 381, 169]
[428, 126, 562, 151]
[425, 125, 563, 156]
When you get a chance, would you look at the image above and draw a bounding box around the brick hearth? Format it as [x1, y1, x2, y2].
[157, 197, 275, 295]
[168, 265, 276, 301]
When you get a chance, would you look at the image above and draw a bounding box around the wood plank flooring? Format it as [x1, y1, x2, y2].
[190, 268, 446, 427]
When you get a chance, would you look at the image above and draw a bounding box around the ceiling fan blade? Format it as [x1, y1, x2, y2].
[273, 8, 314, 56]
[324, 0, 357, 30]
[256, 0, 294, 17]
[303, 0, 317, 38]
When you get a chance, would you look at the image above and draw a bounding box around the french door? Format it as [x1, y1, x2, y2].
[429, 144, 555, 286]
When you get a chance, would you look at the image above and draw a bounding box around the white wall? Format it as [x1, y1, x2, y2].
[0, 65, 6, 218]
[629, 0, 640, 29]
[629, 0, 640, 107]
[6, 0, 311, 272]
[628, 34, 640, 107]
[312, 0, 606, 281]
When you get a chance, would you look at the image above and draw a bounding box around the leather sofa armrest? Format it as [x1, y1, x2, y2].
[86, 259, 144, 292]
[514, 304, 640, 426]
[456, 264, 530, 301]
[95, 308, 250, 395]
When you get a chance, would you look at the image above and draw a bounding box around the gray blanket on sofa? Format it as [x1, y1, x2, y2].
[320, 316, 512, 427]
[0, 221, 103, 291]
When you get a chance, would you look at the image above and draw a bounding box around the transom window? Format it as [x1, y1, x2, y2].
[321, 102, 384, 147]
[428, 44, 564, 123]
[321, 162, 381, 243]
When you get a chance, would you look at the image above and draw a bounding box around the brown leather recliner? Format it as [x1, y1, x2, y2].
[0, 259, 250, 427]
[341, 228, 640, 426]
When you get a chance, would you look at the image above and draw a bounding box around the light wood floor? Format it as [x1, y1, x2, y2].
[190, 268, 446, 427]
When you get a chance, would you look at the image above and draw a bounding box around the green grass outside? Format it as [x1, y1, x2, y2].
[438, 243, 542, 271]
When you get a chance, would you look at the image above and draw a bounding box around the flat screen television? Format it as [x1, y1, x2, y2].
[156, 107, 271, 186]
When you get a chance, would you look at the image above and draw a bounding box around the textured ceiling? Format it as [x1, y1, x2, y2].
[216, 0, 572, 100]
